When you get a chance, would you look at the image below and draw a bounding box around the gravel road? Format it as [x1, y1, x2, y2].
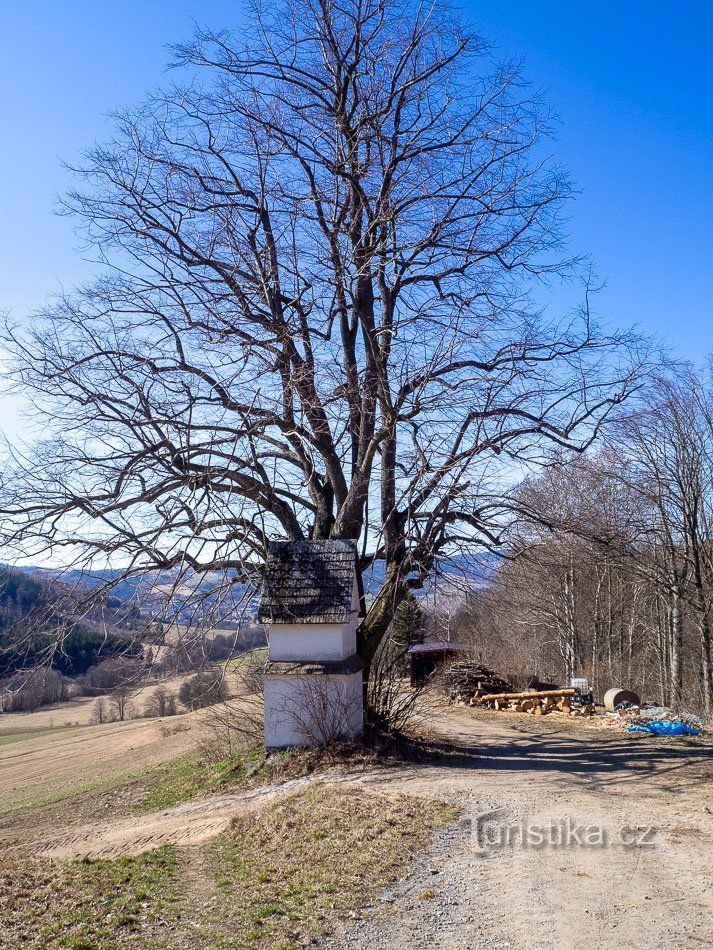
[325, 708, 713, 949]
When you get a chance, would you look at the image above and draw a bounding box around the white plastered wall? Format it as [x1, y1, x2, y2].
[263, 672, 364, 748]
[268, 622, 357, 661]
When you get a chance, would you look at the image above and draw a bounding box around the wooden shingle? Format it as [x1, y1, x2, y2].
[258, 540, 358, 624]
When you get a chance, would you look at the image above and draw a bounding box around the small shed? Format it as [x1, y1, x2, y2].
[408, 641, 471, 686]
[259, 540, 364, 749]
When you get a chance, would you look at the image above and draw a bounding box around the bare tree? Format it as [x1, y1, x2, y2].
[109, 687, 133, 722]
[145, 684, 178, 718]
[90, 696, 110, 724]
[0, 0, 643, 707]
[466, 386, 713, 715]
[612, 371, 713, 712]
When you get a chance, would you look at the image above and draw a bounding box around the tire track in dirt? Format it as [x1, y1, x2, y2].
[33, 775, 317, 859]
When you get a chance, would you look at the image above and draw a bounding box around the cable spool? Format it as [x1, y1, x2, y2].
[603, 687, 640, 711]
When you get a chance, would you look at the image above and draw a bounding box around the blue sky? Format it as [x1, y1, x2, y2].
[1, 1, 712, 440]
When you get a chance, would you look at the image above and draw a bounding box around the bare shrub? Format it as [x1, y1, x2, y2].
[179, 669, 229, 711]
[159, 720, 191, 738]
[287, 677, 362, 747]
[365, 635, 428, 739]
[192, 656, 266, 761]
[231, 653, 266, 697]
[198, 696, 264, 761]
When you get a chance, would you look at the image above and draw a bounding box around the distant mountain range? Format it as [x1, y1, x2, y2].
[3, 550, 498, 626]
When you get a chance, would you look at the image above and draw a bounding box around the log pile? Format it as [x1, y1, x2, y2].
[442, 662, 513, 703]
[442, 662, 596, 716]
[476, 688, 594, 717]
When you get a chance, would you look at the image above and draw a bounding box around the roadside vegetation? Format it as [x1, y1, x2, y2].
[205, 785, 458, 947]
[134, 746, 267, 813]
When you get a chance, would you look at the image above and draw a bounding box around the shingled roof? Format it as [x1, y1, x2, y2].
[258, 540, 359, 624]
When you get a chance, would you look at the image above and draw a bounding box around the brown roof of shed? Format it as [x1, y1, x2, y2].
[258, 540, 358, 624]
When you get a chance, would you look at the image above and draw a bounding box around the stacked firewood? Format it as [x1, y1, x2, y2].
[442, 662, 513, 703]
[442, 663, 596, 716]
[477, 688, 594, 716]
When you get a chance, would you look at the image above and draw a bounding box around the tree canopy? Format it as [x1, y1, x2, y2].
[0, 0, 644, 674]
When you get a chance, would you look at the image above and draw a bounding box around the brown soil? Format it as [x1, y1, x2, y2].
[0, 716, 198, 817]
[33, 775, 315, 860]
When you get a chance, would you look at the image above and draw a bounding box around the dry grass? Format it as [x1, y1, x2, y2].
[0, 847, 183, 949]
[203, 783, 459, 947]
[0, 785, 457, 949]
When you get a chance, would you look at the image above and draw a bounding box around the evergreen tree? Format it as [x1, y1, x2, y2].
[391, 593, 425, 669]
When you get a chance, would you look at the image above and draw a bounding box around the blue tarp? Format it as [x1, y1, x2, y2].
[628, 720, 701, 737]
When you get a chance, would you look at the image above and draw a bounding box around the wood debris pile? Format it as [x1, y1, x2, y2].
[592, 704, 706, 733]
[442, 662, 513, 703]
[442, 662, 596, 716]
[590, 714, 629, 732]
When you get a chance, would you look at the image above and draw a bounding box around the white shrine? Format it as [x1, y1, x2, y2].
[259, 540, 365, 749]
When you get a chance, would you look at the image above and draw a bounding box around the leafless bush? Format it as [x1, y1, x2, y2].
[198, 696, 264, 761]
[159, 719, 191, 738]
[195, 655, 267, 760]
[276, 677, 362, 748]
[231, 653, 266, 697]
[365, 635, 428, 739]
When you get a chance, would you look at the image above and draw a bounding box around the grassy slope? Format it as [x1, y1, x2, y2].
[1, 783, 457, 949]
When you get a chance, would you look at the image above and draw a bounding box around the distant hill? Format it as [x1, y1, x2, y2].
[30, 566, 259, 626]
[0, 568, 50, 631]
[0, 566, 141, 678]
[7, 549, 498, 627]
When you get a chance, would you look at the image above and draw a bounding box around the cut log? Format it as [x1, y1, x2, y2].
[474, 688, 575, 704]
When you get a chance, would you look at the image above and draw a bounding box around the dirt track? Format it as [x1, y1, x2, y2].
[34, 775, 315, 859]
[331, 709, 713, 949]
